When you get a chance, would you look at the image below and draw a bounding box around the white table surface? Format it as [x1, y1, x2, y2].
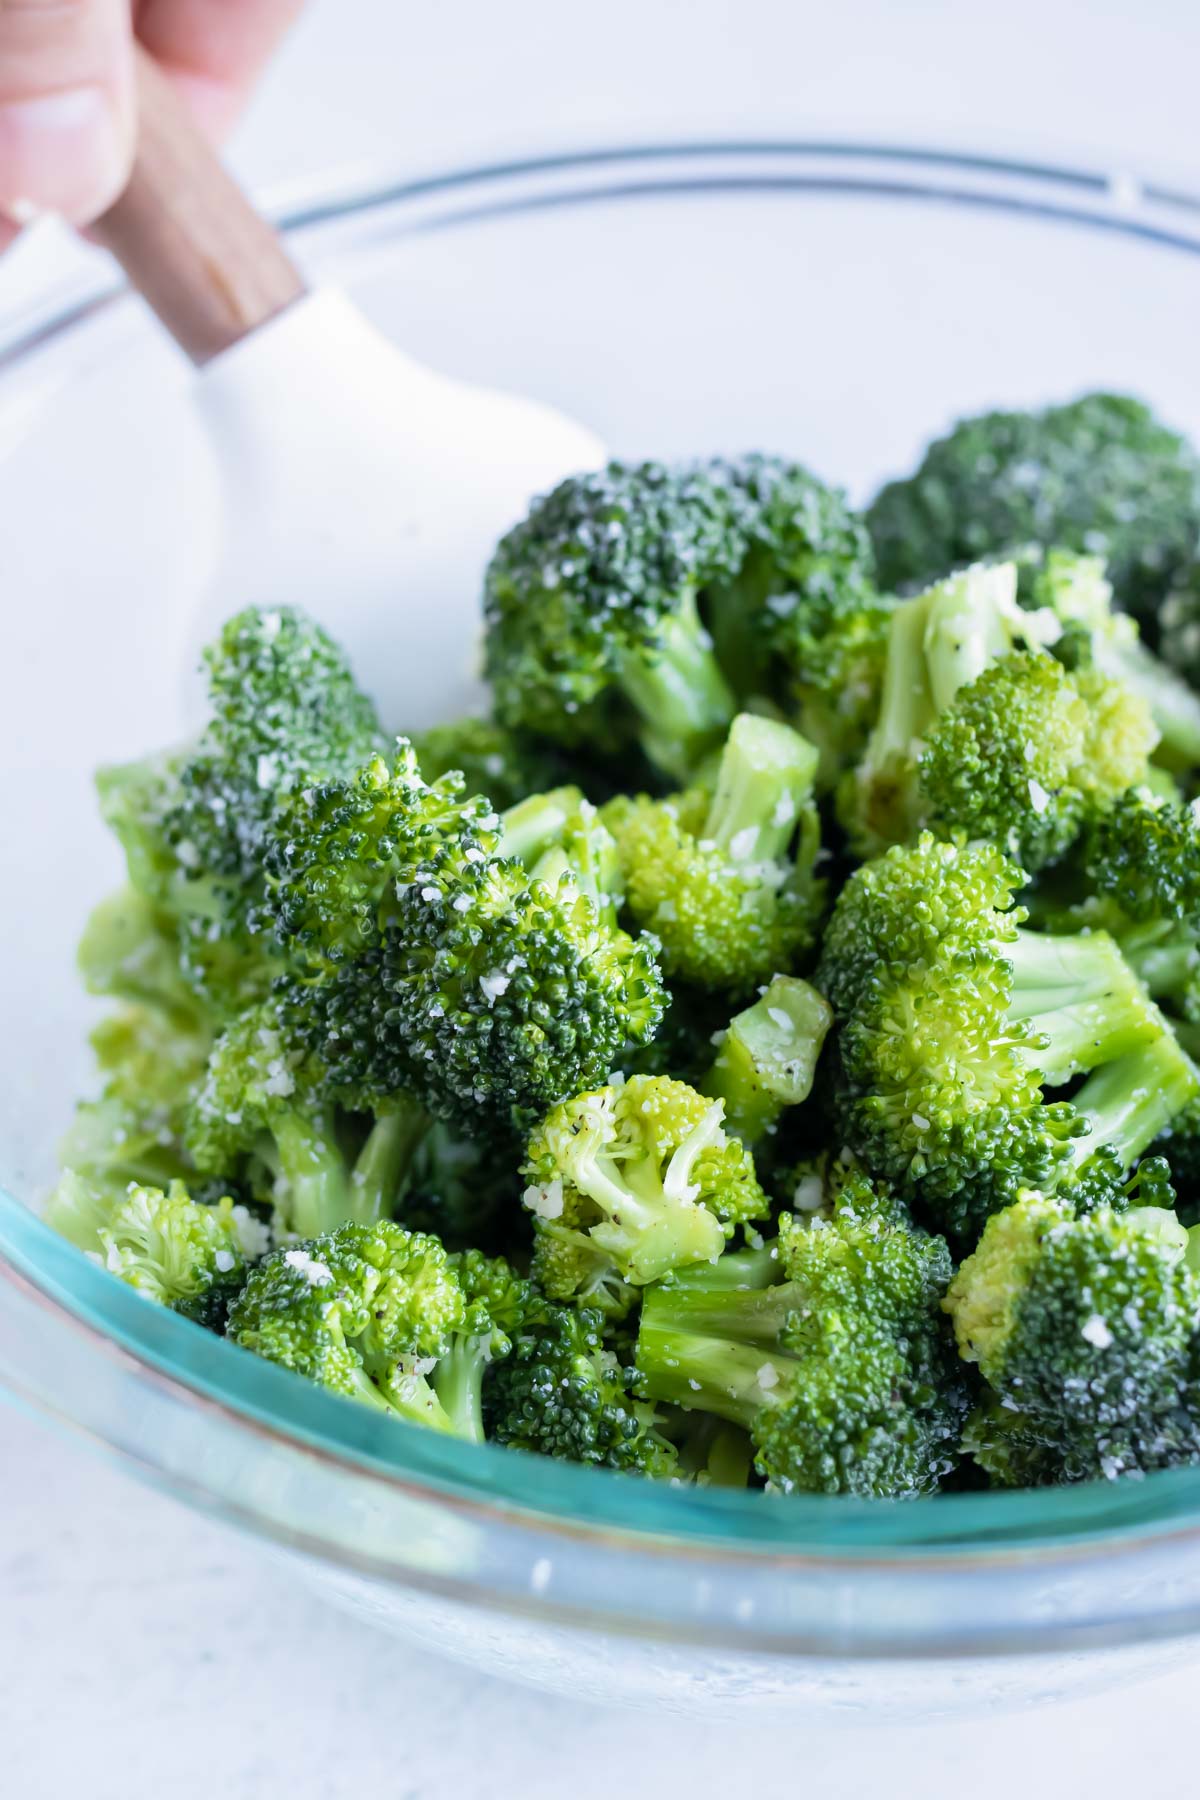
[5, 2, 1200, 1793]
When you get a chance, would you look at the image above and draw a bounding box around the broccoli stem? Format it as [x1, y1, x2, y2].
[704, 714, 820, 867]
[375, 1362, 459, 1434]
[498, 789, 583, 866]
[1069, 1032, 1200, 1174]
[1118, 921, 1199, 1010]
[349, 1100, 431, 1225]
[666, 1239, 783, 1291]
[271, 1110, 352, 1239]
[1006, 929, 1161, 1083]
[570, 1104, 729, 1284]
[921, 563, 1021, 710]
[433, 1338, 489, 1444]
[616, 591, 737, 781]
[702, 975, 832, 1144]
[637, 1288, 796, 1425]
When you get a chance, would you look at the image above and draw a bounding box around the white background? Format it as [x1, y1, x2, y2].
[4, 3, 1200, 1794]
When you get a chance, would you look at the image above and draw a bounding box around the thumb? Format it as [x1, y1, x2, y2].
[0, 0, 135, 225]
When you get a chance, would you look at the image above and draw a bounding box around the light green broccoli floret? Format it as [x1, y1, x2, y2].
[523, 1072, 769, 1299]
[46, 1173, 251, 1327]
[604, 713, 824, 993]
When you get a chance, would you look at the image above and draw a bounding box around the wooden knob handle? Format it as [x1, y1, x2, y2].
[92, 51, 306, 366]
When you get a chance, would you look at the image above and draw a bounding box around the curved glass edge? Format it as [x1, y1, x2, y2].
[7, 1187, 1200, 1560]
[2, 139, 1199, 377]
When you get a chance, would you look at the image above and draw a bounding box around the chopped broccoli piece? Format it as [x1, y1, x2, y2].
[484, 456, 873, 785]
[523, 1073, 768, 1298]
[229, 1222, 471, 1430]
[818, 833, 1192, 1238]
[604, 713, 824, 992]
[47, 1173, 250, 1327]
[945, 1192, 1200, 1482]
[636, 1172, 966, 1495]
[484, 1299, 679, 1475]
[701, 975, 833, 1145]
[867, 394, 1200, 628]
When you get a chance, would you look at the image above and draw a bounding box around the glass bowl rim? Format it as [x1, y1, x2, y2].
[6, 137, 1200, 1566]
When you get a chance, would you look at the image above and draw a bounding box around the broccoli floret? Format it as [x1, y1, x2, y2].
[59, 1000, 213, 1202]
[700, 452, 877, 697]
[228, 1221, 474, 1431]
[701, 975, 833, 1146]
[484, 1299, 678, 1476]
[46, 1173, 251, 1327]
[867, 394, 1200, 628]
[97, 607, 385, 1015]
[186, 1001, 430, 1238]
[1031, 549, 1200, 771]
[785, 594, 896, 793]
[485, 462, 743, 781]
[1085, 788, 1200, 926]
[604, 713, 824, 992]
[484, 456, 873, 785]
[920, 651, 1156, 872]
[435, 1250, 539, 1443]
[839, 561, 1065, 855]
[818, 834, 1193, 1238]
[636, 1173, 966, 1495]
[945, 1192, 1200, 1483]
[523, 1073, 769, 1299]
[277, 770, 664, 1140]
[409, 715, 566, 810]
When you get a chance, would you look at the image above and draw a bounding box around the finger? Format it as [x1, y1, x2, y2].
[0, 0, 135, 223]
[134, 0, 303, 140]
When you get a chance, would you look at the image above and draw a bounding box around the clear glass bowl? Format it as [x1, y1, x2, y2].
[5, 143, 1200, 1718]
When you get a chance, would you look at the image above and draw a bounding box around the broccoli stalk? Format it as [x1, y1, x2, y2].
[617, 590, 739, 780]
[636, 1175, 966, 1496]
[702, 974, 833, 1144]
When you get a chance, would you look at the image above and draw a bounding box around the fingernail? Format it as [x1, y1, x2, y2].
[0, 87, 132, 224]
[5, 197, 40, 225]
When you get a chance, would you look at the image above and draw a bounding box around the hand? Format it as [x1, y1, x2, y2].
[0, 0, 303, 244]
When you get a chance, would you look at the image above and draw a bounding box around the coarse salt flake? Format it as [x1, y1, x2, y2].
[283, 1249, 333, 1287]
[757, 1362, 779, 1390]
[479, 970, 510, 1005]
[1082, 1314, 1113, 1349]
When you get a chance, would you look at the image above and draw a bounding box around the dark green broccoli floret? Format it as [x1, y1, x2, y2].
[97, 606, 385, 1015]
[523, 1073, 769, 1301]
[484, 1300, 678, 1476]
[603, 713, 824, 993]
[262, 742, 664, 1139]
[46, 1173, 252, 1327]
[485, 461, 743, 781]
[818, 834, 1195, 1238]
[1085, 788, 1200, 926]
[484, 456, 873, 785]
[701, 975, 833, 1146]
[867, 393, 1200, 628]
[636, 1173, 966, 1495]
[945, 1192, 1200, 1483]
[435, 1250, 539, 1443]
